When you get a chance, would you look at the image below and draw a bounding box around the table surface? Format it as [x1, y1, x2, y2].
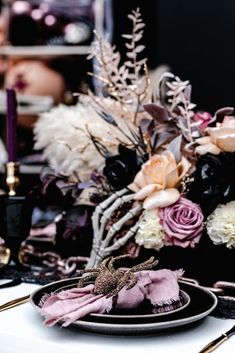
[0, 281, 234, 353]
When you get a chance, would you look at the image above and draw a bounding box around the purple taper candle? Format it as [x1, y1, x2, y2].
[6, 89, 18, 162]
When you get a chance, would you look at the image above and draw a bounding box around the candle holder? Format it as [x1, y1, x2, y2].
[6, 162, 20, 196]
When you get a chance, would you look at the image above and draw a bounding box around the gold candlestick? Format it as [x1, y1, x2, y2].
[6, 162, 20, 196]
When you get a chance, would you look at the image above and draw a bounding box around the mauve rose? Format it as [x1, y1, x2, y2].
[159, 197, 204, 248]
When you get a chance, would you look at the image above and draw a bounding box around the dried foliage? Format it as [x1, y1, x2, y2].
[88, 7, 150, 123]
[142, 73, 203, 167]
[163, 73, 200, 145]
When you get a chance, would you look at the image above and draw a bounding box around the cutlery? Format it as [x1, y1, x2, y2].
[0, 294, 30, 312]
[198, 324, 235, 352]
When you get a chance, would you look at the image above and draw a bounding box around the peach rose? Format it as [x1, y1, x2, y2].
[128, 151, 191, 209]
[196, 116, 235, 155]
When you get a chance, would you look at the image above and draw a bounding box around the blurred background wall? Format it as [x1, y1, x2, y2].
[113, 0, 235, 113]
[1, 0, 235, 156]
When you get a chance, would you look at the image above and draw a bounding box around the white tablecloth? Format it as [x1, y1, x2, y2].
[0, 281, 234, 353]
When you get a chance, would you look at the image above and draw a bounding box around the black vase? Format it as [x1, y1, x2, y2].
[0, 194, 34, 264]
[55, 205, 94, 258]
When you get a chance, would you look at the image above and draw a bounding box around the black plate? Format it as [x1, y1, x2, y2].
[50, 282, 190, 319]
[30, 278, 217, 334]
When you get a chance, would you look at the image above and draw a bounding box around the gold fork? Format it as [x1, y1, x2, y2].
[0, 294, 30, 312]
[198, 325, 235, 352]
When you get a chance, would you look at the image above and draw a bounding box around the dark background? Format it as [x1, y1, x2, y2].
[112, 0, 235, 113]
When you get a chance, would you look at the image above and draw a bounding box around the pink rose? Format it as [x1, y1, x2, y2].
[196, 116, 235, 155]
[159, 197, 204, 248]
[194, 111, 213, 132]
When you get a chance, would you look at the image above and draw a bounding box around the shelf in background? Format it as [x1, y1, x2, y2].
[0, 45, 91, 57]
[20, 164, 43, 174]
[0, 91, 54, 115]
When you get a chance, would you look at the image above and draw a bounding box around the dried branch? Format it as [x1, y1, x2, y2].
[88, 8, 150, 123]
[159, 73, 200, 144]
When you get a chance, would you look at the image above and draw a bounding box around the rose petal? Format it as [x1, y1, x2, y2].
[143, 154, 168, 186]
[176, 156, 191, 182]
[207, 127, 235, 140]
[216, 135, 235, 152]
[195, 143, 221, 155]
[143, 188, 180, 209]
[165, 165, 179, 188]
[196, 136, 212, 144]
[131, 170, 148, 189]
[134, 184, 158, 200]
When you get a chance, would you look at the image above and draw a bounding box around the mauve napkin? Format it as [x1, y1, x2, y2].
[39, 268, 184, 327]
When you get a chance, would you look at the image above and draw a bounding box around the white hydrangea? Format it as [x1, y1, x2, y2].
[34, 96, 135, 181]
[135, 209, 165, 251]
[206, 201, 235, 249]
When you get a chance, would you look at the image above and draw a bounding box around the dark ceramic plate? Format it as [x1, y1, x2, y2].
[30, 278, 217, 334]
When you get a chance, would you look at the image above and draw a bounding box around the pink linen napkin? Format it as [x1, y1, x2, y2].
[39, 268, 184, 327]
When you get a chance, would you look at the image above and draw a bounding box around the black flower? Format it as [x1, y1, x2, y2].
[103, 145, 145, 190]
[187, 152, 235, 215]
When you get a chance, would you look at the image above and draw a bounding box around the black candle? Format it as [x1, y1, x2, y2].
[6, 89, 18, 162]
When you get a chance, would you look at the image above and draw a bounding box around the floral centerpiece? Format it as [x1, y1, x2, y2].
[33, 8, 235, 284]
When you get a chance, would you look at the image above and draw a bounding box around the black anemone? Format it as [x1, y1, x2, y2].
[103, 145, 145, 190]
[187, 152, 235, 216]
